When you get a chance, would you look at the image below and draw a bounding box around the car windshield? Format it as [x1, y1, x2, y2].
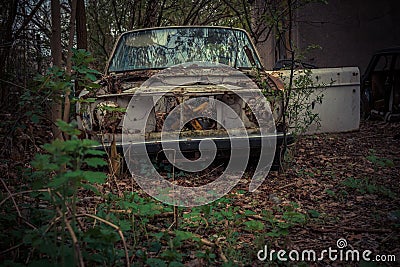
[108, 27, 262, 72]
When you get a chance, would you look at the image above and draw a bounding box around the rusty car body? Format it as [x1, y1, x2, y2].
[76, 26, 290, 166]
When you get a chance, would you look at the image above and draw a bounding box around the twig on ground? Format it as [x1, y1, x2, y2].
[147, 224, 215, 247]
[0, 177, 22, 217]
[75, 213, 130, 267]
[215, 237, 228, 262]
[0, 189, 49, 207]
[0, 243, 23, 256]
[53, 205, 84, 266]
[278, 182, 297, 190]
[49, 189, 85, 267]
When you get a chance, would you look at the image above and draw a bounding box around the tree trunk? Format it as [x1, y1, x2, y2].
[63, 0, 78, 125]
[76, 0, 87, 50]
[75, 0, 87, 96]
[0, 0, 18, 106]
[50, 0, 63, 139]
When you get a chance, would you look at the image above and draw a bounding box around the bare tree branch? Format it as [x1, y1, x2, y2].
[14, 0, 46, 39]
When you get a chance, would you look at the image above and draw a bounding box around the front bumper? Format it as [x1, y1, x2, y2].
[111, 132, 294, 169]
[126, 132, 292, 153]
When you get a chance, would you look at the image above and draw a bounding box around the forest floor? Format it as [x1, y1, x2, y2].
[109, 120, 400, 266]
[244, 120, 400, 266]
[1, 120, 399, 266]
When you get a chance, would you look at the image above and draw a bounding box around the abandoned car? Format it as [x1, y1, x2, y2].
[361, 47, 400, 121]
[76, 26, 291, 168]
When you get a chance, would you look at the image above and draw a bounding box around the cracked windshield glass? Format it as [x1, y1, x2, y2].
[108, 27, 261, 72]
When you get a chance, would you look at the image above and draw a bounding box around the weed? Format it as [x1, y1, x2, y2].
[366, 149, 395, 169]
[341, 177, 395, 198]
[325, 189, 336, 197]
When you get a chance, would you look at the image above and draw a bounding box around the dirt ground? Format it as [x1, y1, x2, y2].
[113, 120, 400, 265]
[1, 120, 399, 266]
[243, 120, 400, 265]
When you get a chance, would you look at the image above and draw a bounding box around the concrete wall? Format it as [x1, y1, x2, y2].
[258, 0, 400, 74]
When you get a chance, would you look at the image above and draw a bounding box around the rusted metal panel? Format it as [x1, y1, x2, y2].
[268, 67, 361, 133]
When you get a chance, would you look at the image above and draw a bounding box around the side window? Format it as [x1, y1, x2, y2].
[374, 55, 393, 71]
[394, 54, 400, 71]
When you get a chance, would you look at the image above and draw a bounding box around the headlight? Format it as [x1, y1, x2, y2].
[94, 101, 123, 131]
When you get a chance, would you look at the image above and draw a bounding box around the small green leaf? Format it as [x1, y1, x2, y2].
[169, 261, 185, 267]
[87, 82, 101, 89]
[244, 210, 257, 216]
[31, 154, 58, 171]
[84, 157, 107, 167]
[149, 241, 162, 253]
[85, 149, 105, 156]
[85, 98, 97, 103]
[47, 175, 69, 188]
[81, 183, 100, 194]
[64, 170, 84, 179]
[243, 220, 265, 231]
[85, 73, 97, 81]
[82, 171, 107, 184]
[308, 209, 320, 218]
[267, 228, 289, 237]
[56, 120, 81, 136]
[161, 249, 183, 261]
[119, 220, 131, 231]
[146, 258, 167, 267]
[30, 114, 40, 124]
[174, 230, 194, 242]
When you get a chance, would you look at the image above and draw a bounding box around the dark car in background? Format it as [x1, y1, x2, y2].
[361, 47, 400, 121]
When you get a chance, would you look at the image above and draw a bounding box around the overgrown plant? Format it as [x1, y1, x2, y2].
[1, 121, 115, 266]
[366, 149, 395, 169]
[271, 1, 331, 173]
[277, 68, 326, 136]
[19, 49, 100, 138]
[2, 161, 311, 266]
[255, 64, 327, 172]
[29, 120, 108, 265]
[341, 177, 395, 199]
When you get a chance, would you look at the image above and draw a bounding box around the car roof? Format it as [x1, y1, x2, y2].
[362, 46, 400, 81]
[119, 25, 251, 36]
[373, 46, 400, 55]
